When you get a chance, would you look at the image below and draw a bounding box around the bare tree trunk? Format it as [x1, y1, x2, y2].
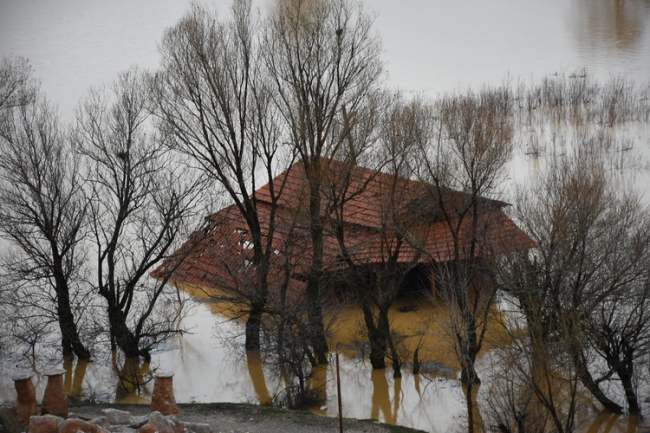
[307, 171, 329, 364]
[246, 252, 269, 351]
[361, 300, 386, 369]
[54, 278, 90, 360]
[569, 342, 623, 414]
[245, 306, 264, 352]
[618, 367, 640, 414]
[614, 343, 640, 414]
[465, 382, 475, 433]
[105, 302, 146, 361]
[383, 310, 401, 378]
[452, 266, 482, 385]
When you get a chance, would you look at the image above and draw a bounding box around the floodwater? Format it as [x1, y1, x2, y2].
[0, 292, 468, 432]
[147, 286, 474, 432]
[1, 288, 647, 432]
[1, 0, 649, 120]
[1, 0, 650, 432]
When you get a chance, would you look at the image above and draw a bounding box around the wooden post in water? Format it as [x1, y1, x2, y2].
[336, 349, 343, 433]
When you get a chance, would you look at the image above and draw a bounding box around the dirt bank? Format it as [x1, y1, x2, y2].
[67, 403, 426, 433]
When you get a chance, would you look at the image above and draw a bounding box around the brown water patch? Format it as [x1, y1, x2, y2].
[246, 351, 272, 406]
[112, 356, 152, 404]
[177, 280, 512, 375]
[173, 281, 247, 319]
[329, 297, 510, 375]
[63, 357, 88, 401]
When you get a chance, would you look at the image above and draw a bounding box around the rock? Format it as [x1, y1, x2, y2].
[89, 416, 110, 429]
[166, 416, 186, 433]
[0, 406, 25, 433]
[183, 422, 212, 433]
[110, 427, 137, 433]
[40, 370, 68, 419]
[60, 418, 96, 433]
[0, 406, 24, 433]
[128, 415, 148, 430]
[11, 373, 37, 425]
[100, 409, 133, 426]
[136, 423, 156, 433]
[147, 412, 176, 433]
[150, 373, 178, 417]
[28, 414, 62, 433]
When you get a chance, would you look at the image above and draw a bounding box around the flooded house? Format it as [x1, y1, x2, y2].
[154, 158, 536, 304]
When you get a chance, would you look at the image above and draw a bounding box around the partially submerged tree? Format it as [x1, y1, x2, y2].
[154, 0, 290, 352]
[482, 319, 583, 433]
[500, 147, 650, 416]
[265, 0, 384, 363]
[334, 96, 433, 375]
[75, 68, 201, 360]
[416, 88, 514, 433]
[0, 58, 92, 360]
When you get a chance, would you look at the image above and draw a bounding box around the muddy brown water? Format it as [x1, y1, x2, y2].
[1, 283, 647, 433]
[1, 1, 650, 431]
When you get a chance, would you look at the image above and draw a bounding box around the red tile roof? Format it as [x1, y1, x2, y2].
[154, 159, 536, 297]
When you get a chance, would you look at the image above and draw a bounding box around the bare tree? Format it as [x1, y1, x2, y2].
[264, 0, 384, 363]
[153, 0, 291, 352]
[0, 62, 92, 360]
[0, 56, 35, 112]
[482, 319, 583, 433]
[501, 147, 650, 416]
[74, 68, 202, 361]
[327, 95, 433, 376]
[416, 87, 514, 433]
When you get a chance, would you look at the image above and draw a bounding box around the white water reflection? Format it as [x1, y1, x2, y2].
[151, 300, 465, 432]
[1, 0, 649, 120]
[1, 0, 650, 431]
[571, 0, 650, 59]
[0, 298, 467, 432]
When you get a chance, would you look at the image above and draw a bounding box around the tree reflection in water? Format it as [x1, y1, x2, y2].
[63, 356, 88, 403]
[112, 354, 151, 404]
[370, 369, 402, 426]
[583, 412, 643, 433]
[246, 350, 272, 406]
[307, 364, 327, 415]
[2, 299, 647, 433]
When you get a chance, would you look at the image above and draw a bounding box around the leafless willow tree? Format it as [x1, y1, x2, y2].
[264, 0, 384, 363]
[481, 321, 583, 433]
[0, 56, 92, 360]
[74, 68, 203, 361]
[330, 95, 433, 376]
[498, 148, 650, 420]
[415, 88, 514, 433]
[0, 56, 34, 112]
[153, 0, 292, 352]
